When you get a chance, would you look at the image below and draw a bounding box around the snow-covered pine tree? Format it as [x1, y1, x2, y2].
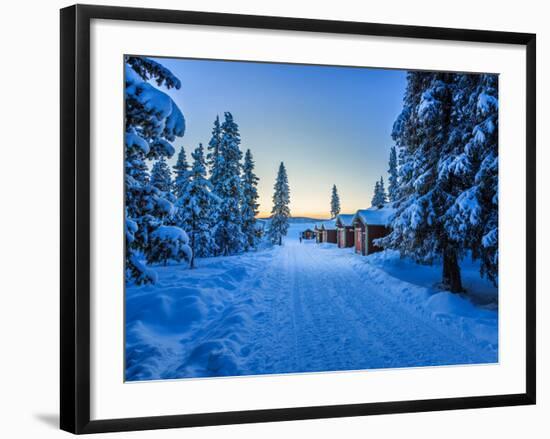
[172, 146, 192, 230]
[241, 149, 260, 251]
[150, 157, 177, 225]
[182, 143, 218, 267]
[213, 112, 246, 256]
[268, 162, 291, 245]
[150, 157, 173, 193]
[173, 146, 190, 199]
[371, 177, 387, 208]
[125, 56, 191, 283]
[378, 177, 387, 204]
[372, 180, 380, 206]
[444, 74, 499, 285]
[470, 75, 498, 285]
[387, 146, 398, 203]
[207, 115, 222, 186]
[377, 71, 465, 292]
[330, 185, 341, 218]
[205, 117, 223, 255]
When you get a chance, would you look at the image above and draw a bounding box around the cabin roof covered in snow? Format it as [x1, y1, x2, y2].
[315, 219, 337, 230]
[352, 207, 395, 226]
[336, 214, 354, 227]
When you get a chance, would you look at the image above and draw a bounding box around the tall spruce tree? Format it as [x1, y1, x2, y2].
[330, 185, 341, 218]
[387, 146, 398, 203]
[241, 149, 260, 251]
[183, 143, 218, 267]
[377, 71, 499, 291]
[173, 146, 190, 199]
[378, 177, 387, 204]
[206, 117, 223, 255]
[124, 56, 190, 284]
[150, 157, 177, 226]
[371, 177, 387, 208]
[378, 71, 464, 292]
[214, 112, 245, 255]
[150, 157, 173, 193]
[268, 162, 291, 245]
[207, 115, 222, 187]
[172, 146, 192, 230]
[372, 180, 380, 206]
[444, 74, 499, 285]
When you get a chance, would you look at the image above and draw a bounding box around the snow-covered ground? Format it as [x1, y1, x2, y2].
[126, 221, 498, 381]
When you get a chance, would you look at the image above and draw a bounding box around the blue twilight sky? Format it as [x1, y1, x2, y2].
[151, 57, 407, 219]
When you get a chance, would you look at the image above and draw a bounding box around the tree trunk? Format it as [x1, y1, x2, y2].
[443, 249, 463, 293]
[279, 235, 282, 246]
[190, 230, 196, 269]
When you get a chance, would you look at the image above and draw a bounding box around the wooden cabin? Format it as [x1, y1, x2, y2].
[301, 228, 315, 240]
[335, 214, 355, 248]
[315, 220, 337, 244]
[352, 208, 394, 255]
[324, 227, 337, 244]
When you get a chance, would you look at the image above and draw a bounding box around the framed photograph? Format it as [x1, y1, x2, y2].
[60, 4, 536, 434]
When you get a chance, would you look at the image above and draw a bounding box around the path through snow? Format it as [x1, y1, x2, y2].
[126, 223, 498, 381]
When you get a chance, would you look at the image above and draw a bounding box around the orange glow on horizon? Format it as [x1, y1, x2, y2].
[257, 211, 332, 220]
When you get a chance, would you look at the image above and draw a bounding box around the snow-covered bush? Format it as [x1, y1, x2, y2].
[147, 226, 192, 266]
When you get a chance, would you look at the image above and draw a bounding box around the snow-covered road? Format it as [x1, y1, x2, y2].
[241, 236, 493, 375]
[126, 223, 498, 381]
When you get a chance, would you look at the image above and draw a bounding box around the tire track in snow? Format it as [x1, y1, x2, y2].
[288, 242, 339, 371]
[239, 245, 300, 375]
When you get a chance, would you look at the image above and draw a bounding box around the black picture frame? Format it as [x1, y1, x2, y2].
[60, 4, 536, 434]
